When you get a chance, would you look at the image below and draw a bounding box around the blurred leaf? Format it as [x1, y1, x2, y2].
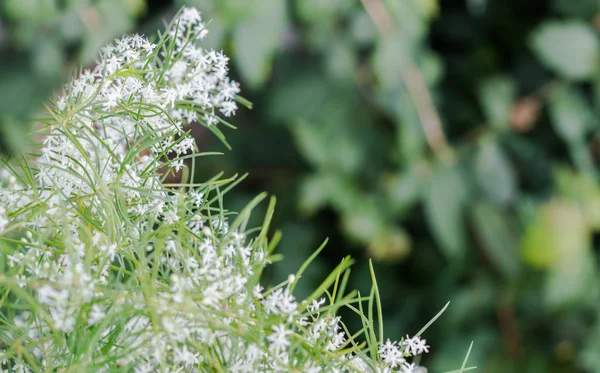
[386, 0, 428, 42]
[418, 51, 444, 86]
[350, 11, 378, 46]
[396, 97, 428, 161]
[233, 0, 286, 88]
[373, 34, 411, 89]
[382, 168, 424, 215]
[521, 199, 589, 268]
[197, 16, 226, 50]
[268, 72, 327, 123]
[374, 83, 427, 162]
[580, 322, 600, 372]
[444, 276, 496, 327]
[219, 0, 255, 23]
[552, 0, 599, 18]
[296, 0, 353, 22]
[303, 18, 338, 50]
[292, 119, 365, 175]
[520, 215, 557, 269]
[325, 40, 356, 81]
[412, 0, 440, 19]
[474, 138, 516, 205]
[0, 60, 59, 152]
[478, 75, 516, 131]
[545, 251, 596, 310]
[0, 117, 29, 155]
[424, 163, 468, 258]
[291, 120, 329, 168]
[341, 199, 385, 244]
[2, 0, 38, 21]
[58, 10, 86, 42]
[579, 182, 600, 230]
[0, 62, 43, 118]
[123, 0, 146, 14]
[548, 84, 592, 143]
[368, 227, 411, 262]
[291, 85, 379, 176]
[466, 0, 486, 16]
[471, 203, 520, 279]
[529, 21, 599, 81]
[80, 1, 138, 62]
[32, 38, 64, 79]
[299, 173, 346, 215]
[372, 35, 431, 161]
[555, 169, 600, 230]
[548, 85, 596, 174]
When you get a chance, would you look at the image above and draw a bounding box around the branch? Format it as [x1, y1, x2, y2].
[360, 0, 449, 154]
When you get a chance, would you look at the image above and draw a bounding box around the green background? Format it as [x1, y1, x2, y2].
[2, 0, 600, 371]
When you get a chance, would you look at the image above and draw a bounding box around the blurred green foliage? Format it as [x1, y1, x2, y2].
[3, 0, 600, 371]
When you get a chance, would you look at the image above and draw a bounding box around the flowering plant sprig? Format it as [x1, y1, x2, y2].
[0, 7, 473, 373]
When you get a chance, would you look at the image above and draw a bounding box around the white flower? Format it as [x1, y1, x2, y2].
[253, 284, 264, 299]
[188, 214, 204, 231]
[180, 7, 202, 25]
[263, 288, 297, 316]
[172, 159, 185, 172]
[190, 189, 204, 207]
[203, 113, 219, 126]
[403, 335, 430, 356]
[0, 6, 435, 372]
[163, 208, 180, 225]
[308, 298, 326, 313]
[402, 362, 417, 373]
[173, 345, 201, 367]
[0, 206, 8, 233]
[379, 339, 405, 368]
[161, 87, 178, 108]
[89, 305, 106, 326]
[220, 101, 238, 117]
[267, 324, 293, 352]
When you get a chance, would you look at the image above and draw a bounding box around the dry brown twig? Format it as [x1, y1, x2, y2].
[360, 0, 449, 154]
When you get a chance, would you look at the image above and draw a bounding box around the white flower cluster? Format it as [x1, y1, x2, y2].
[0, 8, 431, 373]
[378, 337, 430, 372]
